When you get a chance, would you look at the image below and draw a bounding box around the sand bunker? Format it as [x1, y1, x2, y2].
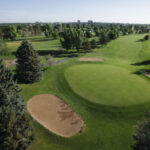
[79, 57, 104, 62]
[5, 59, 17, 67]
[27, 94, 84, 137]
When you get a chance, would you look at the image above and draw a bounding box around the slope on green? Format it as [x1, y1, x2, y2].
[65, 64, 150, 106]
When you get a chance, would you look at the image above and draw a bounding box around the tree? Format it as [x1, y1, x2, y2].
[41, 24, 53, 38]
[82, 39, 91, 52]
[90, 39, 97, 49]
[99, 32, 110, 45]
[0, 60, 24, 114]
[108, 31, 117, 40]
[60, 28, 74, 50]
[85, 29, 92, 38]
[0, 28, 4, 39]
[2, 25, 17, 40]
[52, 29, 59, 39]
[16, 40, 42, 83]
[144, 35, 149, 41]
[73, 29, 83, 52]
[131, 117, 150, 150]
[32, 24, 41, 35]
[0, 60, 33, 150]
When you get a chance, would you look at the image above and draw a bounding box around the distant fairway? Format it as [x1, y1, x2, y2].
[65, 64, 150, 106]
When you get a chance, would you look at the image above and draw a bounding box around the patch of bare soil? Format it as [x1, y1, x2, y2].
[79, 57, 104, 62]
[5, 59, 17, 67]
[27, 94, 85, 137]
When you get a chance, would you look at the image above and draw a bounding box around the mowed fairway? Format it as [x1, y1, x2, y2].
[65, 64, 150, 106]
[5, 34, 150, 150]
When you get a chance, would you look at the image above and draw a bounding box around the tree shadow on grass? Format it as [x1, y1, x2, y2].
[132, 60, 150, 66]
[12, 49, 84, 58]
[30, 38, 54, 42]
[133, 69, 150, 75]
[136, 39, 145, 42]
[37, 50, 79, 57]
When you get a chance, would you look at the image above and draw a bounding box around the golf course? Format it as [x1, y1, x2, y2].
[2, 33, 150, 150]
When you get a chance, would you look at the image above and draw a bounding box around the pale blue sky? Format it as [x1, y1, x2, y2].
[0, 0, 150, 23]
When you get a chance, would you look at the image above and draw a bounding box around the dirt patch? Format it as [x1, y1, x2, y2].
[5, 59, 17, 67]
[79, 57, 104, 62]
[27, 94, 85, 137]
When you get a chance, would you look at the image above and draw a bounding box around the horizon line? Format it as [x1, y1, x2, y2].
[0, 21, 150, 25]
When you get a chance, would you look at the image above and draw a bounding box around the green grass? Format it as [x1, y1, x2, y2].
[65, 63, 150, 106]
[21, 34, 150, 150]
[2, 34, 150, 150]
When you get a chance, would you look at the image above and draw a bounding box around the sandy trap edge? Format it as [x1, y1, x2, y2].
[27, 94, 85, 137]
[79, 57, 105, 62]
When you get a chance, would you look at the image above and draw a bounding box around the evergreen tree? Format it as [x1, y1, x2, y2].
[16, 40, 42, 83]
[0, 60, 24, 114]
[0, 60, 33, 150]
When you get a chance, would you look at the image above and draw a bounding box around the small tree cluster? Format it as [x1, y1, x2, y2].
[2, 25, 17, 40]
[99, 30, 118, 45]
[41, 24, 53, 38]
[60, 28, 84, 52]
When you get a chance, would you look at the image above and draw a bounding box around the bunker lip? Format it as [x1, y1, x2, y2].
[27, 94, 85, 137]
[79, 57, 104, 62]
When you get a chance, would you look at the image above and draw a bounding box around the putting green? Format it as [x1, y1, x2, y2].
[65, 64, 150, 106]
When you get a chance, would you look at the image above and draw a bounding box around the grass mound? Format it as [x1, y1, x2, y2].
[65, 64, 150, 106]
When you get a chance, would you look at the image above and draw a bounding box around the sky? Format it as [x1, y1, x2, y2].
[0, 0, 150, 24]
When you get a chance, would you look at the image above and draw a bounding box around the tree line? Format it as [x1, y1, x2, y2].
[0, 23, 150, 40]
